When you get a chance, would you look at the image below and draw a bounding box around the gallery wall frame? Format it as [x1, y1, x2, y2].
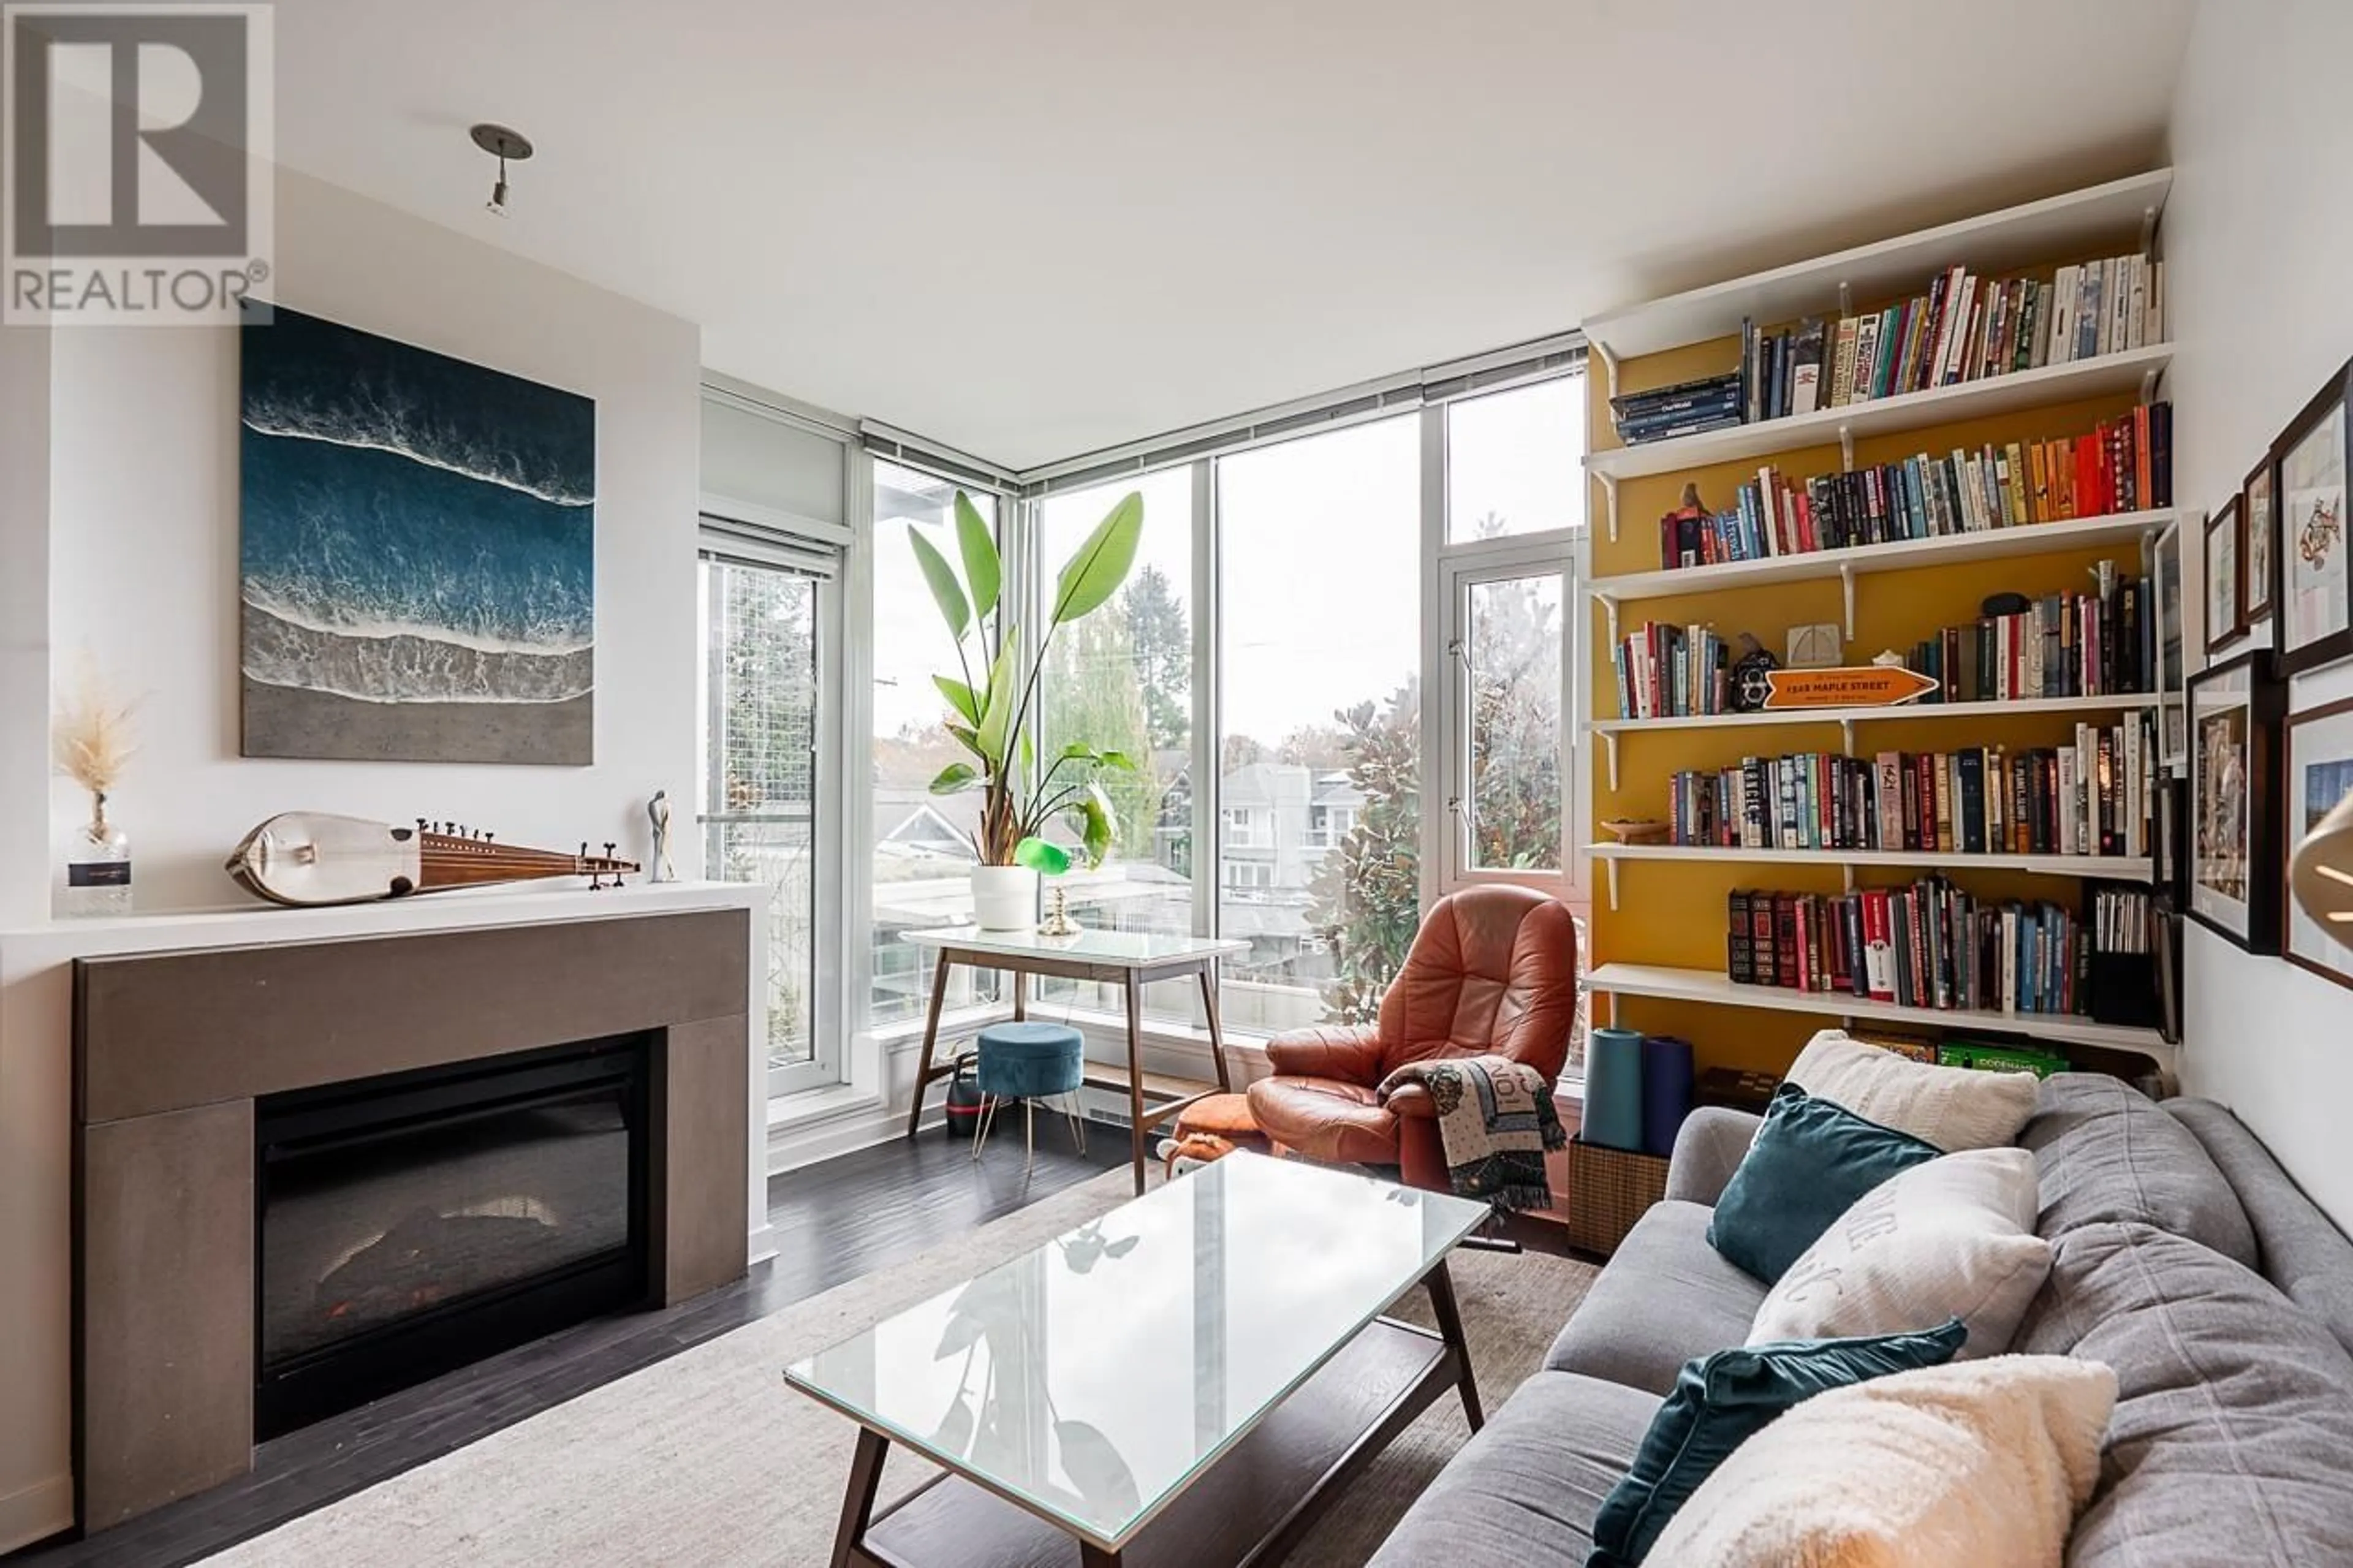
[2204, 496, 2245, 657]
[2283, 695, 2353, 991]
[2271, 357, 2353, 679]
[2243, 456, 2276, 626]
[2186, 648, 2287, 953]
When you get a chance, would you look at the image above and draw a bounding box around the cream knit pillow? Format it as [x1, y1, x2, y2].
[1787, 1032, 2039, 1151]
[1648, 1355, 2116, 1567]
[1748, 1148, 2052, 1357]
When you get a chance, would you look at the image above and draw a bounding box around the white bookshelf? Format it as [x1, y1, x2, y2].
[1587, 346, 2170, 537]
[1588, 693, 2160, 789]
[1582, 170, 2169, 369]
[1584, 961, 2174, 1069]
[1588, 841, 2151, 910]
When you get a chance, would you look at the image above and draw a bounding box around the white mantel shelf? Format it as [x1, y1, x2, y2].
[0, 879, 760, 956]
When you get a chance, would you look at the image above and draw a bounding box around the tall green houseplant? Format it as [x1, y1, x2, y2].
[913, 490, 1145, 868]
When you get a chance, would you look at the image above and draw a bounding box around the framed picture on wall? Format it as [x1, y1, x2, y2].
[2284, 697, 2353, 990]
[2186, 650, 2286, 953]
[2205, 497, 2245, 654]
[2153, 519, 2188, 772]
[2243, 458, 2277, 625]
[2275, 358, 2353, 676]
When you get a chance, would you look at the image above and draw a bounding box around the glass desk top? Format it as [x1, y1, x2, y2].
[902, 925, 1249, 966]
[784, 1153, 1491, 1550]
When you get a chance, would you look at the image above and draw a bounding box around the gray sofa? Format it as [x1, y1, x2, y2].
[1371, 1075, 2353, 1566]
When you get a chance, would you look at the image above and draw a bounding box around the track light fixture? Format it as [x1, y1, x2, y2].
[470, 123, 533, 218]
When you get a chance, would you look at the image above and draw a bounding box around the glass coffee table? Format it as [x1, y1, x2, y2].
[786, 1153, 1494, 1567]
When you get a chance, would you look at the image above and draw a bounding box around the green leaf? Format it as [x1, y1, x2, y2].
[972, 637, 1020, 766]
[929, 762, 980, 794]
[954, 493, 1001, 618]
[1050, 491, 1144, 626]
[1094, 748, 1140, 772]
[945, 722, 985, 759]
[933, 675, 981, 726]
[1014, 836, 1070, 875]
[1074, 785, 1115, 868]
[908, 526, 971, 643]
[1020, 729, 1036, 779]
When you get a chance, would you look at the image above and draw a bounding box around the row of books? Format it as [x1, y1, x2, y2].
[1726, 881, 2105, 1017]
[1903, 568, 2153, 703]
[1611, 623, 1732, 720]
[1737, 252, 2163, 425]
[1656, 404, 2172, 568]
[1665, 719, 2157, 860]
[1608, 372, 1743, 445]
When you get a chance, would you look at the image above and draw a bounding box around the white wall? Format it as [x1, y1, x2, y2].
[21, 164, 702, 917]
[0, 325, 50, 930]
[2166, 0, 2353, 1225]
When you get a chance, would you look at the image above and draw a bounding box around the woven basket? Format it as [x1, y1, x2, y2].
[1564, 1136, 1670, 1257]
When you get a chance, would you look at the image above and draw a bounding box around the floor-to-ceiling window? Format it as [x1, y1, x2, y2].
[698, 521, 844, 1096]
[868, 459, 1004, 1026]
[1216, 416, 1423, 1031]
[1034, 468, 1199, 1022]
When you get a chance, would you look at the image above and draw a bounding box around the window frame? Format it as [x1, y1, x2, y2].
[697, 504, 851, 1100]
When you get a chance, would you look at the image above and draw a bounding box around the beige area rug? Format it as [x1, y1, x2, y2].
[203, 1169, 1597, 1568]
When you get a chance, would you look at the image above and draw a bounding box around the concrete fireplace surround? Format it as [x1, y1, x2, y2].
[67, 901, 752, 1534]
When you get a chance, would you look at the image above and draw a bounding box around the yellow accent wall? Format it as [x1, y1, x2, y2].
[1586, 324, 2146, 1079]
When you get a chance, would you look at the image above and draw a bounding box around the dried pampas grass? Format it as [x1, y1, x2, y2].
[53, 661, 138, 798]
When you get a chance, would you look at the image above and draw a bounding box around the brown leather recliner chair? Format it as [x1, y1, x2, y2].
[1245, 884, 1580, 1191]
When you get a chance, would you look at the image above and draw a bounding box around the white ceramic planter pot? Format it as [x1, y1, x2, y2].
[970, 865, 1040, 931]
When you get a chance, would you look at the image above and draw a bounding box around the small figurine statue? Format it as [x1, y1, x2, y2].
[646, 790, 677, 884]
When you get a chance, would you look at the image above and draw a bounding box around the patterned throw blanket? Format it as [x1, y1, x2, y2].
[1377, 1055, 1567, 1213]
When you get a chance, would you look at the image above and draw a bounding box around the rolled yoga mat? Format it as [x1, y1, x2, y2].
[1583, 1026, 1646, 1152]
[1641, 1034, 1696, 1157]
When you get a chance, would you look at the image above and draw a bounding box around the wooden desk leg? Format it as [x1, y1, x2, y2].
[1124, 971, 1148, 1194]
[904, 956, 953, 1140]
[1197, 961, 1230, 1092]
[830, 1426, 889, 1568]
[1426, 1258, 1483, 1432]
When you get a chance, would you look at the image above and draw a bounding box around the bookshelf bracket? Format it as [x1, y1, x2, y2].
[1591, 338, 1621, 400]
[1597, 590, 1621, 646]
[1604, 855, 1620, 912]
[1838, 281, 1853, 317]
[1839, 718, 1855, 755]
[2139, 204, 2158, 256]
[1599, 727, 1620, 792]
[2138, 368, 2159, 407]
[1838, 423, 1855, 474]
[1839, 563, 1858, 640]
[1597, 471, 1621, 543]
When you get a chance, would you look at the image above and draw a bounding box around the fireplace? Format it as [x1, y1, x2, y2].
[252, 1036, 652, 1437]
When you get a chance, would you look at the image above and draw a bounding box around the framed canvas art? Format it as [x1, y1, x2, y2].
[2243, 457, 2276, 624]
[2204, 497, 2244, 655]
[2186, 650, 2286, 952]
[239, 303, 597, 764]
[2284, 696, 2353, 990]
[2275, 359, 2353, 676]
[2153, 518, 2188, 772]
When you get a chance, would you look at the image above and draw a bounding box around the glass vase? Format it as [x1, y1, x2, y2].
[63, 790, 132, 917]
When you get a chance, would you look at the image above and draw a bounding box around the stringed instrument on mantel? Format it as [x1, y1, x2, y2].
[227, 812, 640, 908]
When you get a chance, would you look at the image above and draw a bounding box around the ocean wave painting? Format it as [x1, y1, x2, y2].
[239, 303, 595, 764]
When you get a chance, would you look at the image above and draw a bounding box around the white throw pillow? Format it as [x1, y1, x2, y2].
[1787, 1031, 2039, 1151]
[1648, 1355, 2116, 1568]
[1748, 1147, 2052, 1357]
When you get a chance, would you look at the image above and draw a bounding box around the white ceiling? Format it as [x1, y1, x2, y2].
[271, 0, 2196, 469]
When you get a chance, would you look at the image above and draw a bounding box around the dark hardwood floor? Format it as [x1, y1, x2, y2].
[10, 1119, 1122, 1568]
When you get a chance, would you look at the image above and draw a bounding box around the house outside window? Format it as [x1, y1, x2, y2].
[1221, 805, 1271, 850]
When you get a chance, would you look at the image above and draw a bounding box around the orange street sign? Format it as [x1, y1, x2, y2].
[1762, 665, 1941, 710]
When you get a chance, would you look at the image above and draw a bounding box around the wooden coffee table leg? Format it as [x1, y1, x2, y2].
[1080, 1545, 1123, 1568]
[1196, 962, 1230, 1091]
[830, 1426, 889, 1568]
[1123, 972, 1148, 1194]
[1425, 1258, 1483, 1432]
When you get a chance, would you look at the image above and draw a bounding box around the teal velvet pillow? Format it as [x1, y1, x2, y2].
[1707, 1082, 1941, 1283]
[1585, 1318, 1968, 1568]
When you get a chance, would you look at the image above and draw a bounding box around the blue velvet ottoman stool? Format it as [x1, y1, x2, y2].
[972, 1021, 1087, 1167]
